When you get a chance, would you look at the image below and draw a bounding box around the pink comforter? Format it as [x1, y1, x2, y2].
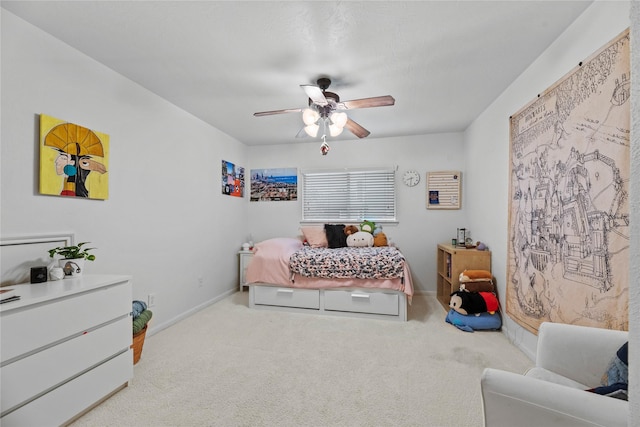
[244, 237, 414, 296]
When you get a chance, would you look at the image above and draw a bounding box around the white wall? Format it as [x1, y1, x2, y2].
[247, 133, 467, 294]
[1, 11, 248, 332]
[629, 1, 639, 421]
[464, 0, 632, 362]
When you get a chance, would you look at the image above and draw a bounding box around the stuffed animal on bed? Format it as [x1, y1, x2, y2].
[449, 289, 499, 315]
[360, 220, 376, 234]
[373, 232, 388, 247]
[347, 231, 374, 247]
[344, 225, 359, 236]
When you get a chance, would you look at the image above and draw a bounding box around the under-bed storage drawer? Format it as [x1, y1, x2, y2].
[253, 286, 320, 309]
[324, 289, 399, 316]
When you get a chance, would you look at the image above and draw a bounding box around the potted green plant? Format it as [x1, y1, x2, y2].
[48, 242, 96, 277]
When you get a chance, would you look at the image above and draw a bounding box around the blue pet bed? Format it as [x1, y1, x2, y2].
[445, 309, 502, 332]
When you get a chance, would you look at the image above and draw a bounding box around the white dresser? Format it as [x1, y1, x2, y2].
[0, 275, 133, 426]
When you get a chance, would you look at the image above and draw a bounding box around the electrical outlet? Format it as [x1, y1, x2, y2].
[148, 293, 156, 307]
[198, 276, 204, 287]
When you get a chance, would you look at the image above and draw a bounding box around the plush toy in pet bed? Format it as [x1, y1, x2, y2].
[449, 290, 499, 315]
[459, 269, 493, 282]
[459, 281, 494, 293]
[458, 269, 494, 292]
[445, 309, 502, 332]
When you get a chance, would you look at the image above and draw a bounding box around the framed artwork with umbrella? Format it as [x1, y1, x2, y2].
[39, 114, 109, 200]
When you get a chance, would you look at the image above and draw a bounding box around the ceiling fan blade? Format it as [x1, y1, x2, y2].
[344, 118, 371, 138]
[253, 108, 302, 117]
[300, 85, 328, 106]
[341, 95, 395, 110]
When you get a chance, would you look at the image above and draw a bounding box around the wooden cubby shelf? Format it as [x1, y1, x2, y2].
[436, 243, 491, 311]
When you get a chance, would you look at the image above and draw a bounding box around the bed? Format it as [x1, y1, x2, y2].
[245, 236, 413, 321]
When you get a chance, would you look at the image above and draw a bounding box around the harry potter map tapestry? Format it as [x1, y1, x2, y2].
[506, 29, 630, 334]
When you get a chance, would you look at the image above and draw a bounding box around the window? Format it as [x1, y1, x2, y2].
[301, 167, 396, 222]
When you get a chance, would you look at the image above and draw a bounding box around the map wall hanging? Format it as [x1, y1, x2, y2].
[222, 160, 244, 197]
[39, 114, 109, 200]
[506, 29, 630, 334]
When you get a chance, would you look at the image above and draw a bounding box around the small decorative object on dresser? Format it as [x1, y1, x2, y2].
[30, 266, 48, 283]
[48, 242, 96, 277]
[49, 267, 65, 281]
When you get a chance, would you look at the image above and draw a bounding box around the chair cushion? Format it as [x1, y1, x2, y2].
[525, 367, 588, 389]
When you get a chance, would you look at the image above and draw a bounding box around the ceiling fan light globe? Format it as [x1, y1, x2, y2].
[330, 111, 348, 128]
[304, 124, 319, 137]
[329, 124, 344, 137]
[302, 108, 320, 125]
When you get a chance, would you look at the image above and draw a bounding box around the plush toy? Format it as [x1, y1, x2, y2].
[344, 225, 359, 236]
[459, 269, 493, 282]
[459, 281, 494, 293]
[449, 290, 499, 315]
[360, 220, 376, 234]
[373, 232, 388, 247]
[458, 269, 494, 292]
[445, 309, 502, 332]
[347, 231, 374, 247]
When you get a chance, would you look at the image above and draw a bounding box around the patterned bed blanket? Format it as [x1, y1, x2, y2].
[289, 246, 405, 281]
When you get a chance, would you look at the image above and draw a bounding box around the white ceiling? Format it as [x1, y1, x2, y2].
[2, 1, 593, 146]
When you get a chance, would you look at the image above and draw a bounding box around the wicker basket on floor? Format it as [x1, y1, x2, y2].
[132, 325, 147, 365]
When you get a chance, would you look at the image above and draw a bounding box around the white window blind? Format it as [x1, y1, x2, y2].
[302, 167, 396, 222]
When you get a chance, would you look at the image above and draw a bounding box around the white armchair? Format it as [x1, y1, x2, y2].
[481, 322, 628, 427]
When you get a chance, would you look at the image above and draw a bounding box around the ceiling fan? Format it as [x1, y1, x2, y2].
[253, 77, 395, 139]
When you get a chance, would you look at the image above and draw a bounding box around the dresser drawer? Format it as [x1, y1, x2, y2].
[324, 289, 399, 316]
[0, 349, 132, 427]
[253, 286, 319, 309]
[1, 280, 131, 363]
[1, 316, 131, 414]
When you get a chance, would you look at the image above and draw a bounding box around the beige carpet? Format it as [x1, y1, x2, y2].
[70, 292, 532, 427]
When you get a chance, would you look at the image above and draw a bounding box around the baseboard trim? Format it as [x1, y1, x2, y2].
[145, 287, 236, 337]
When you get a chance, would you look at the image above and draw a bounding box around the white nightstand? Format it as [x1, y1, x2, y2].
[238, 250, 254, 291]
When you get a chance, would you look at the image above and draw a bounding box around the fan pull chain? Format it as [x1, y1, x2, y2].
[320, 119, 330, 155]
[320, 135, 330, 155]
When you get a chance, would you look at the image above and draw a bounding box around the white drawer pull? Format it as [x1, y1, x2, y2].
[277, 289, 294, 294]
[351, 293, 370, 300]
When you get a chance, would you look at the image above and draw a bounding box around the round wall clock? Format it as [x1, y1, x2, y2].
[403, 170, 420, 187]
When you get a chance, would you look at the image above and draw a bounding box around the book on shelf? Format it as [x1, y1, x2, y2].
[0, 288, 20, 304]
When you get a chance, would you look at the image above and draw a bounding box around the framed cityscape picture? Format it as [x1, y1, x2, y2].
[250, 168, 297, 201]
